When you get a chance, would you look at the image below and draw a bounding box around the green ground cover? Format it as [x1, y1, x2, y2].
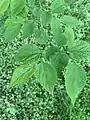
[0, 0, 90, 120]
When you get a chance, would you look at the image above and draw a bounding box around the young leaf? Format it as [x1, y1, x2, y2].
[15, 44, 40, 64]
[36, 61, 57, 95]
[0, 0, 10, 15]
[9, 65, 35, 88]
[10, 0, 25, 16]
[64, 63, 86, 105]
[68, 40, 90, 61]
[22, 21, 36, 39]
[34, 29, 48, 44]
[40, 11, 52, 26]
[51, 0, 66, 13]
[4, 19, 22, 41]
[50, 52, 69, 74]
[61, 15, 81, 27]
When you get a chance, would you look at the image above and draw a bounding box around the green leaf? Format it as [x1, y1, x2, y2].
[40, 11, 52, 26]
[18, 7, 28, 19]
[65, 0, 75, 5]
[0, 0, 10, 15]
[61, 15, 81, 27]
[50, 52, 69, 74]
[51, 17, 61, 35]
[68, 40, 90, 61]
[64, 63, 86, 105]
[65, 26, 74, 47]
[51, 17, 67, 47]
[32, 6, 41, 18]
[36, 61, 57, 95]
[44, 46, 58, 60]
[9, 65, 35, 88]
[22, 21, 36, 39]
[15, 44, 40, 64]
[34, 29, 48, 44]
[55, 33, 67, 47]
[4, 18, 22, 41]
[28, 0, 35, 7]
[51, 0, 66, 13]
[10, 0, 25, 16]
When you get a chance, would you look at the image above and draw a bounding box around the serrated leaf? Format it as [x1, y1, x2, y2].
[50, 52, 69, 74]
[10, 0, 25, 16]
[4, 18, 22, 41]
[61, 15, 81, 27]
[51, 0, 66, 13]
[0, 0, 10, 15]
[36, 61, 57, 95]
[40, 11, 52, 26]
[15, 44, 40, 64]
[22, 21, 36, 39]
[68, 40, 90, 61]
[34, 29, 48, 44]
[9, 65, 35, 88]
[65, 26, 74, 47]
[65, 63, 86, 105]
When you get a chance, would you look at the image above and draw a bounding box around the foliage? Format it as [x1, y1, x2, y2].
[0, 0, 90, 107]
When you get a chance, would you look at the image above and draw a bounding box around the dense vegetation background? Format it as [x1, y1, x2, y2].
[0, 0, 90, 119]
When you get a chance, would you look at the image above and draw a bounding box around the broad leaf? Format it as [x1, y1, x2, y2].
[9, 65, 35, 88]
[68, 40, 90, 61]
[10, 0, 25, 16]
[34, 29, 48, 44]
[50, 52, 69, 74]
[36, 61, 57, 95]
[65, 63, 86, 105]
[4, 19, 22, 41]
[61, 15, 81, 27]
[40, 11, 52, 26]
[0, 0, 10, 15]
[51, 0, 66, 13]
[22, 21, 36, 39]
[15, 44, 40, 64]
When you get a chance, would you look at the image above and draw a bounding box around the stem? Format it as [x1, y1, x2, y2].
[70, 103, 73, 120]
